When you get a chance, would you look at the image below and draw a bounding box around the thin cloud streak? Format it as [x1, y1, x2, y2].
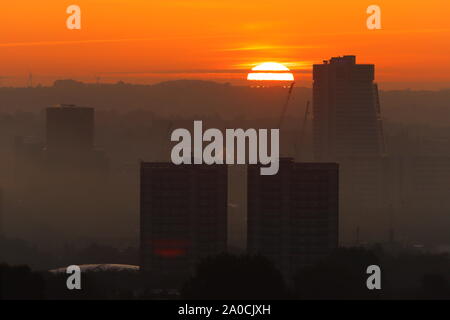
[278, 28, 450, 38]
[222, 45, 321, 51]
[99, 69, 311, 75]
[0, 33, 240, 48]
[0, 38, 160, 48]
[5, 27, 444, 49]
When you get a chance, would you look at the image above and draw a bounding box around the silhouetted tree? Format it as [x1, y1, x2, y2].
[43, 270, 141, 300]
[0, 264, 45, 299]
[181, 253, 287, 300]
[293, 248, 383, 300]
[417, 274, 450, 300]
[0, 236, 57, 270]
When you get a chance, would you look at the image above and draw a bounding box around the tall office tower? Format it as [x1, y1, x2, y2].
[45, 104, 107, 174]
[313, 56, 387, 243]
[140, 162, 228, 285]
[313, 55, 384, 161]
[6, 105, 109, 248]
[46, 105, 94, 156]
[247, 158, 339, 278]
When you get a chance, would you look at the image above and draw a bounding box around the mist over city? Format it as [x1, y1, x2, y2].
[2, 0, 450, 304]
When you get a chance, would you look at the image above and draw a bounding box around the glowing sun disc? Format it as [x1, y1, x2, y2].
[247, 62, 294, 81]
[251, 62, 290, 71]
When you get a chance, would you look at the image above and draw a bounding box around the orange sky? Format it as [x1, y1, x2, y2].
[1, 0, 450, 89]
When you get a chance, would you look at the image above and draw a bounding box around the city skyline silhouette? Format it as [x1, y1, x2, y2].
[1, 0, 450, 301]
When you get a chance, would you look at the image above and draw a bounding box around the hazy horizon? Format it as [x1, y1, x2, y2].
[2, 77, 450, 91]
[2, 1, 450, 90]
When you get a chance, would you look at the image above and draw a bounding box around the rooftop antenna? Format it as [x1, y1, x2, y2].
[27, 72, 33, 88]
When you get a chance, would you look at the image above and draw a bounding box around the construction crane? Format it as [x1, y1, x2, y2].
[294, 100, 310, 159]
[276, 82, 313, 160]
[299, 100, 310, 152]
[277, 82, 295, 129]
[374, 84, 387, 155]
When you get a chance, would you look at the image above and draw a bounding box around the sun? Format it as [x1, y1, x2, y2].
[247, 62, 294, 81]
